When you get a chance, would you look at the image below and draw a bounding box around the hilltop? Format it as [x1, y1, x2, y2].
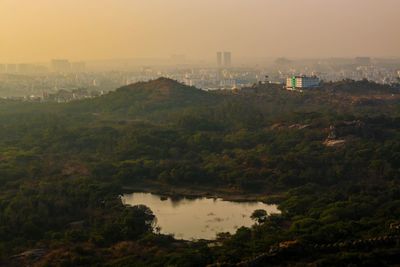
[66, 78, 220, 121]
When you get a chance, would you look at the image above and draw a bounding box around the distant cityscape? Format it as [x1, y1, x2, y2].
[0, 55, 399, 102]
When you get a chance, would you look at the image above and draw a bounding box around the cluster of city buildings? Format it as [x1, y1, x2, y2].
[51, 60, 86, 73]
[0, 63, 47, 74]
[0, 56, 399, 101]
[0, 59, 86, 74]
[273, 57, 400, 85]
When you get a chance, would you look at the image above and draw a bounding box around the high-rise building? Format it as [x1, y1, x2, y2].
[0, 64, 5, 73]
[51, 59, 71, 72]
[217, 52, 222, 66]
[286, 76, 320, 90]
[223, 52, 231, 67]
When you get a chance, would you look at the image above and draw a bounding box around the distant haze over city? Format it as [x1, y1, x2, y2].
[1, 0, 400, 63]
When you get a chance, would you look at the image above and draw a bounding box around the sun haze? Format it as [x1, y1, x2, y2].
[1, 0, 399, 62]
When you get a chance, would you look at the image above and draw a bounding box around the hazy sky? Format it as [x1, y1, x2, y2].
[1, 0, 399, 62]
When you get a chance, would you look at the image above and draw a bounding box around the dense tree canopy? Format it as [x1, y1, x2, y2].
[0, 78, 400, 266]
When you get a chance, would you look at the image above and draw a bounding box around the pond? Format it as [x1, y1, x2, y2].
[121, 192, 280, 240]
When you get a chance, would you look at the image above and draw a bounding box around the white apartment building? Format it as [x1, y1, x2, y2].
[286, 76, 320, 90]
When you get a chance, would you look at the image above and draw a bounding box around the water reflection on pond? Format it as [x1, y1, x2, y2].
[121, 192, 280, 240]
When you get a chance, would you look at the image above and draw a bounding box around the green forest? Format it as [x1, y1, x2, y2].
[1, 78, 400, 266]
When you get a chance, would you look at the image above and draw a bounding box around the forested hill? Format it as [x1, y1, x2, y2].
[65, 77, 221, 121]
[71, 77, 399, 121]
[60, 77, 400, 130]
[2, 77, 398, 125]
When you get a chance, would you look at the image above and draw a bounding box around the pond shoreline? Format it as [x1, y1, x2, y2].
[122, 191, 281, 240]
[121, 182, 285, 204]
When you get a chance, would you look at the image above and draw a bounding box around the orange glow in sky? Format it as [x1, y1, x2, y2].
[1, 0, 399, 62]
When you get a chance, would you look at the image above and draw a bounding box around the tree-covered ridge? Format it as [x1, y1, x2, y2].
[65, 77, 221, 121]
[0, 78, 399, 266]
